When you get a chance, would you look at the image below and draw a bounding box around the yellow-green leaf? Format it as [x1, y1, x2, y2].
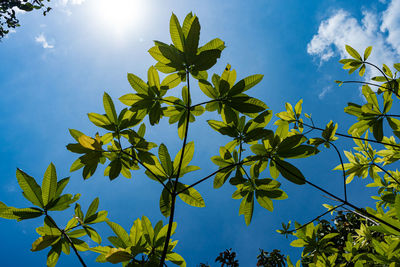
[170, 13, 185, 52]
[42, 163, 57, 207]
[16, 168, 43, 208]
[103, 92, 118, 124]
[176, 182, 205, 207]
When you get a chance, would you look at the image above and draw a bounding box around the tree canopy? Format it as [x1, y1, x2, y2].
[1, 11, 400, 267]
[0, 0, 51, 39]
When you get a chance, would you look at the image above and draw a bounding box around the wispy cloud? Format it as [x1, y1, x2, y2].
[59, 0, 85, 5]
[318, 86, 332, 99]
[35, 34, 54, 49]
[307, 0, 400, 79]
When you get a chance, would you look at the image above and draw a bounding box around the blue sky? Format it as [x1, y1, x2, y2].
[1, 0, 400, 266]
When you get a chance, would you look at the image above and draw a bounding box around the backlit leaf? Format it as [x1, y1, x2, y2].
[42, 163, 57, 207]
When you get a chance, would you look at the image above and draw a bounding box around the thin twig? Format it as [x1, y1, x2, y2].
[363, 61, 399, 98]
[288, 204, 345, 234]
[329, 141, 347, 201]
[120, 149, 171, 193]
[191, 98, 223, 109]
[176, 160, 255, 195]
[160, 98, 186, 108]
[371, 163, 400, 185]
[45, 214, 87, 267]
[299, 121, 400, 149]
[159, 69, 192, 266]
[271, 158, 400, 233]
[341, 206, 379, 225]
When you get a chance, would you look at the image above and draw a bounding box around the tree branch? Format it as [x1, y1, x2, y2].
[45, 214, 87, 267]
[329, 141, 347, 201]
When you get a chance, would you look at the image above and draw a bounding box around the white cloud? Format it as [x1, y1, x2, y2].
[35, 34, 54, 49]
[318, 86, 332, 99]
[60, 0, 85, 5]
[381, 0, 400, 54]
[307, 0, 400, 80]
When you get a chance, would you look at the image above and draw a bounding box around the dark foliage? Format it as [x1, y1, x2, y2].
[0, 0, 51, 39]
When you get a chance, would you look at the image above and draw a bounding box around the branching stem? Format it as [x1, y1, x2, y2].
[45, 214, 87, 267]
[328, 141, 347, 201]
[159, 69, 192, 266]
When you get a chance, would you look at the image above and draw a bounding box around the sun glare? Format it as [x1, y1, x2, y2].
[91, 0, 148, 35]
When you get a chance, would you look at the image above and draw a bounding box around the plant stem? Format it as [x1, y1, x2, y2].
[363, 61, 399, 98]
[271, 158, 400, 233]
[45, 214, 87, 267]
[371, 163, 400, 185]
[121, 148, 171, 193]
[159, 69, 192, 266]
[191, 98, 223, 108]
[329, 141, 347, 201]
[177, 160, 255, 195]
[289, 204, 345, 234]
[300, 121, 400, 149]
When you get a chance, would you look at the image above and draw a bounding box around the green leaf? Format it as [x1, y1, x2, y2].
[176, 182, 205, 207]
[42, 163, 58, 207]
[269, 160, 279, 179]
[84, 226, 102, 244]
[198, 79, 218, 99]
[70, 238, 89, 251]
[85, 210, 108, 224]
[0, 202, 43, 221]
[255, 190, 273, 211]
[160, 186, 172, 217]
[383, 63, 393, 78]
[173, 141, 195, 174]
[129, 218, 143, 246]
[159, 144, 173, 177]
[198, 38, 225, 53]
[148, 45, 172, 64]
[106, 221, 131, 248]
[373, 118, 384, 141]
[108, 159, 122, 180]
[345, 45, 362, 60]
[229, 96, 267, 114]
[69, 129, 84, 142]
[182, 12, 194, 37]
[275, 120, 289, 140]
[193, 49, 222, 71]
[127, 73, 148, 94]
[88, 113, 112, 128]
[229, 74, 264, 96]
[54, 177, 69, 198]
[48, 194, 80, 211]
[148, 66, 160, 91]
[31, 235, 60, 252]
[84, 197, 99, 222]
[141, 216, 154, 246]
[161, 73, 181, 89]
[274, 159, 306, 185]
[290, 239, 307, 247]
[105, 248, 132, 263]
[16, 168, 43, 208]
[364, 46, 372, 60]
[47, 243, 61, 267]
[67, 229, 86, 238]
[170, 13, 185, 52]
[359, 64, 365, 77]
[239, 192, 254, 226]
[208, 120, 237, 137]
[166, 252, 186, 267]
[184, 16, 200, 61]
[103, 92, 118, 124]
